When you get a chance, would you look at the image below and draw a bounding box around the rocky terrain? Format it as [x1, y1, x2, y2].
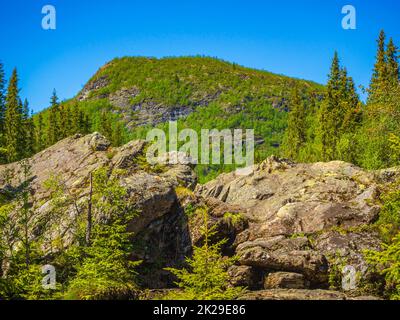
[0, 133, 397, 300]
[194, 156, 400, 299]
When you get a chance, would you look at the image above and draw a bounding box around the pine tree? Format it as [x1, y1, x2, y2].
[35, 113, 45, 152]
[4, 69, 23, 162]
[47, 89, 60, 146]
[164, 208, 245, 300]
[64, 107, 74, 137]
[339, 70, 361, 133]
[99, 111, 113, 140]
[58, 106, 67, 140]
[64, 168, 140, 300]
[83, 113, 91, 134]
[316, 53, 361, 162]
[319, 52, 342, 161]
[112, 122, 124, 147]
[386, 38, 399, 86]
[360, 33, 400, 169]
[0, 62, 6, 146]
[369, 30, 388, 103]
[21, 101, 35, 158]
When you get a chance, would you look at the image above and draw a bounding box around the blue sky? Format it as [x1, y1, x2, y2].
[0, 0, 399, 112]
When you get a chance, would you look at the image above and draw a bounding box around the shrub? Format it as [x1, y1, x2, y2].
[164, 209, 245, 300]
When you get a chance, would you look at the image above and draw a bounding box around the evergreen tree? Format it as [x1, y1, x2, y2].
[21, 101, 35, 157]
[58, 106, 67, 139]
[359, 33, 400, 169]
[99, 111, 113, 140]
[369, 30, 388, 103]
[64, 168, 140, 300]
[386, 38, 399, 86]
[319, 52, 342, 161]
[164, 208, 245, 300]
[83, 113, 91, 134]
[0, 62, 6, 146]
[35, 113, 45, 152]
[338, 68, 361, 133]
[47, 89, 60, 146]
[4, 69, 23, 162]
[112, 122, 124, 147]
[64, 107, 74, 137]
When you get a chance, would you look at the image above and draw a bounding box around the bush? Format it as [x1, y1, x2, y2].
[164, 209, 245, 300]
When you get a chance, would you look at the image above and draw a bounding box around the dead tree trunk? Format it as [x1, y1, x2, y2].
[85, 172, 93, 246]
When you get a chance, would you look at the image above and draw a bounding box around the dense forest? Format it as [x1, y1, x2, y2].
[0, 30, 399, 300]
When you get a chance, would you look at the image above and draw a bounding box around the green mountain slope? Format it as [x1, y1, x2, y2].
[38, 56, 325, 182]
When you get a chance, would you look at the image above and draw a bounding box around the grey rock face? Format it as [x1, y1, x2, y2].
[195, 156, 393, 298]
[0, 133, 197, 288]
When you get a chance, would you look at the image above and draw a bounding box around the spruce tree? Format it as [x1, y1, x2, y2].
[64, 106, 74, 137]
[369, 30, 388, 103]
[319, 52, 342, 161]
[21, 100, 35, 157]
[35, 113, 45, 152]
[4, 69, 23, 162]
[283, 85, 306, 160]
[47, 89, 60, 146]
[164, 208, 245, 300]
[0, 62, 6, 146]
[340, 69, 361, 133]
[99, 111, 113, 140]
[386, 38, 399, 86]
[360, 32, 400, 169]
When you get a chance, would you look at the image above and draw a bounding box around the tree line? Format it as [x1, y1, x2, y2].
[0, 64, 127, 165]
[283, 30, 400, 168]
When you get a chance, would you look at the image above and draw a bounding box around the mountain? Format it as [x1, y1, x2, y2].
[41, 56, 324, 182]
[76, 56, 323, 127]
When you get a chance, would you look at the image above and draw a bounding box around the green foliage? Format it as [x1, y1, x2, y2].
[164, 209, 245, 300]
[316, 53, 361, 162]
[358, 86, 400, 169]
[87, 56, 322, 107]
[282, 85, 307, 159]
[365, 233, 400, 300]
[281, 31, 399, 172]
[4, 68, 23, 162]
[389, 134, 400, 164]
[328, 252, 348, 291]
[223, 212, 246, 228]
[364, 178, 400, 300]
[63, 168, 141, 300]
[0, 61, 6, 151]
[0, 160, 61, 300]
[375, 180, 400, 243]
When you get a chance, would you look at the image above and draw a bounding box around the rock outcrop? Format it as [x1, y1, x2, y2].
[0, 133, 196, 288]
[195, 156, 395, 299]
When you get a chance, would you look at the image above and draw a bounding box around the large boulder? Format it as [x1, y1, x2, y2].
[196, 156, 389, 296]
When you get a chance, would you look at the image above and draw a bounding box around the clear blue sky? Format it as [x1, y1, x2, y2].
[1, 0, 399, 112]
